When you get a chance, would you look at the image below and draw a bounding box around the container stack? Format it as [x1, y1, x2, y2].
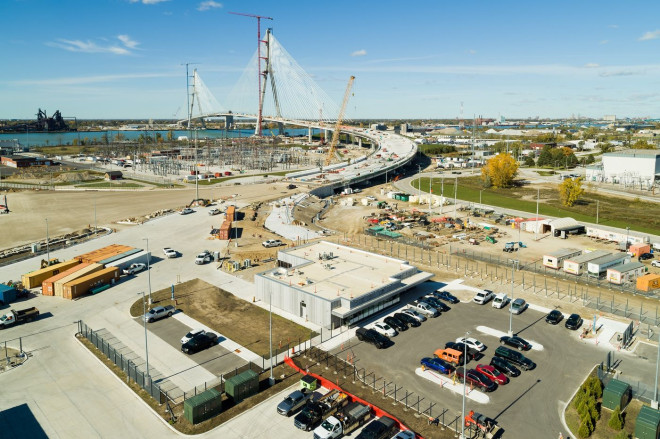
[21, 259, 81, 289]
[41, 263, 103, 296]
[62, 266, 120, 300]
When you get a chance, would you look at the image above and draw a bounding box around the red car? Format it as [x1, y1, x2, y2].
[476, 364, 509, 385]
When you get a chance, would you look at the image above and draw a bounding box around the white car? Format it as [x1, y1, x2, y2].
[652, 260, 660, 268]
[455, 336, 486, 352]
[473, 290, 495, 305]
[180, 208, 194, 215]
[401, 308, 427, 322]
[123, 263, 146, 275]
[208, 208, 221, 216]
[163, 247, 178, 258]
[366, 196, 377, 201]
[372, 322, 397, 337]
[262, 239, 283, 248]
[492, 293, 508, 309]
[195, 252, 213, 265]
[181, 329, 205, 344]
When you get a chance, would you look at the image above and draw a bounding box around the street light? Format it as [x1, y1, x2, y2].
[461, 330, 471, 439]
[654, 327, 660, 409]
[143, 238, 152, 305]
[509, 260, 518, 336]
[269, 289, 275, 386]
[417, 165, 421, 203]
[625, 227, 630, 251]
[140, 291, 151, 383]
[45, 218, 49, 263]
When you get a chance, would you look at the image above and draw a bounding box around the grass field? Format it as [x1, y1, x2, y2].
[412, 176, 660, 235]
[129, 278, 314, 357]
[75, 181, 143, 188]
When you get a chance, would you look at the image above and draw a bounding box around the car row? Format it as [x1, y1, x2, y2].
[545, 309, 584, 330]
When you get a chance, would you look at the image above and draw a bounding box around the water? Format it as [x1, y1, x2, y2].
[0, 128, 319, 147]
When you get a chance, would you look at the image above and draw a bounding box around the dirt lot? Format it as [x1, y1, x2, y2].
[0, 182, 294, 250]
[128, 279, 315, 358]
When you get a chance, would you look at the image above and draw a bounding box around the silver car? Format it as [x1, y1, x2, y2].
[276, 389, 311, 416]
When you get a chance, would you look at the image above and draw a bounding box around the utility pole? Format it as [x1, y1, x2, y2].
[140, 291, 150, 382]
[45, 218, 49, 263]
[596, 200, 599, 224]
[461, 330, 470, 439]
[229, 11, 273, 136]
[429, 176, 433, 216]
[535, 188, 539, 241]
[454, 178, 458, 219]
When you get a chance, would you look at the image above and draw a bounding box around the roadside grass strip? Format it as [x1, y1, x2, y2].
[415, 367, 490, 404]
[475, 325, 545, 351]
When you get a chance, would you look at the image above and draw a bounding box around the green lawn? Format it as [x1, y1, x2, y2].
[75, 181, 142, 188]
[412, 176, 660, 235]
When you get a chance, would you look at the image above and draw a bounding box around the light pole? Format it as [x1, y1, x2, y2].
[625, 227, 630, 251]
[417, 165, 421, 205]
[535, 188, 540, 241]
[479, 190, 483, 210]
[461, 330, 470, 439]
[429, 176, 433, 215]
[45, 218, 50, 263]
[509, 260, 518, 336]
[596, 200, 599, 224]
[269, 289, 275, 386]
[143, 238, 152, 305]
[140, 291, 151, 382]
[654, 327, 660, 409]
[453, 177, 458, 219]
[440, 177, 444, 215]
[94, 195, 97, 235]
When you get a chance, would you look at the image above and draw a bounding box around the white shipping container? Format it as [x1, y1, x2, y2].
[106, 250, 152, 271]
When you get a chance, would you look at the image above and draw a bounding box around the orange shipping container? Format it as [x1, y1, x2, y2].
[226, 206, 235, 221]
[62, 266, 120, 300]
[629, 243, 651, 258]
[42, 263, 93, 296]
[637, 274, 660, 292]
[53, 263, 104, 297]
[22, 259, 81, 289]
[74, 244, 134, 264]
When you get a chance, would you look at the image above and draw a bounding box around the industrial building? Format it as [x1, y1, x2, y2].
[606, 262, 647, 285]
[586, 149, 660, 188]
[543, 248, 582, 269]
[255, 241, 433, 328]
[0, 155, 52, 168]
[587, 253, 631, 278]
[563, 250, 611, 275]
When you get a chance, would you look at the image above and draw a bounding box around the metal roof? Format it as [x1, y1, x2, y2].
[607, 261, 645, 273]
[604, 149, 660, 158]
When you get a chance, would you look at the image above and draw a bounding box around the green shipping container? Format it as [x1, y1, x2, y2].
[183, 388, 222, 425]
[636, 405, 660, 439]
[224, 369, 259, 403]
[399, 194, 410, 202]
[602, 379, 631, 411]
[300, 375, 318, 391]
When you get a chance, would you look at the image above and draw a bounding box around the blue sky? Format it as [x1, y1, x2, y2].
[2, 0, 660, 120]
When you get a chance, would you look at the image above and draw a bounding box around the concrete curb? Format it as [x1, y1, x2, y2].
[559, 363, 600, 438]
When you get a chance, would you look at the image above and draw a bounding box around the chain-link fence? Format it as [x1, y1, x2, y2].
[597, 359, 656, 405]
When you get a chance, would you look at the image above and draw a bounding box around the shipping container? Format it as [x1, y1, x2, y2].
[214, 172, 221, 178]
[638, 274, 660, 292]
[42, 262, 94, 296]
[21, 259, 81, 289]
[224, 369, 258, 403]
[217, 220, 232, 240]
[62, 266, 120, 300]
[543, 248, 582, 269]
[226, 206, 236, 222]
[54, 264, 104, 297]
[183, 388, 223, 425]
[562, 250, 611, 275]
[0, 284, 17, 305]
[606, 262, 646, 285]
[105, 250, 151, 272]
[74, 244, 134, 264]
[635, 405, 660, 439]
[98, 248, 142, 266]
[587, 253, 632, 278]
[629, 243, 651, 257]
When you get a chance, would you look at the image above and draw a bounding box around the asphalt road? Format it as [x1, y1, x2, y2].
[336, 283, 608, 439]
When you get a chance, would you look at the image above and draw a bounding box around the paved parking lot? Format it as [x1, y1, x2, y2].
[335, 282, 608, 439]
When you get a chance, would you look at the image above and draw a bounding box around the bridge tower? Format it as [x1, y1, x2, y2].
[258, 29, 285, 136]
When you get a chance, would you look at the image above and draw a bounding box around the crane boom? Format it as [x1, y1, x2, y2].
[325, 75, 355, 167]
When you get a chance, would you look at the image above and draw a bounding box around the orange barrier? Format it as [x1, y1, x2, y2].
[284, 356, 423, 438]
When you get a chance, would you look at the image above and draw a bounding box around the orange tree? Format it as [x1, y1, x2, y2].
[481, 153, 519, 188]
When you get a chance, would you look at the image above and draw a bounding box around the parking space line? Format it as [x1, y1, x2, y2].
[414, 368, 490, 404]
[475, 325, 545, 351]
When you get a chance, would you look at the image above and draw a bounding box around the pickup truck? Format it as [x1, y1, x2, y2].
[123, 263, 146, 275]
[195, 251, 214, 265]
[0, 307, 39, 328]
[312, 402, 372, 439]
[144, 305, 175, 323]
[208, 208, 221, 216]
[410, 300, 439, 318]
[262, 239, 283, 248]
[181, 332, 218, 354]
[294, 390, 349, 431]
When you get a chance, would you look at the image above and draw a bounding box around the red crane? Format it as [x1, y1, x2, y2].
[229, 11, 273, 137]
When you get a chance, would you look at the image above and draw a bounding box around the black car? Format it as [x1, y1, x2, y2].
[490, 356, 521, 377]
[356, 328, 390, 349]
[499, 336, 532, 351]
[181, 332, 218, 354]
[546, 309, 564, 325]
[384, 315, 408, 332]
[356, 415, 398, 439]
[394, 312, 421, 327]
[640, 253, 654, 261]
[445, 342, 478, 360]
[494, 346, 535, 371]
[432, 290, 460, 304]
[566, 313, 583, 330]
[423, 296, 451, 312]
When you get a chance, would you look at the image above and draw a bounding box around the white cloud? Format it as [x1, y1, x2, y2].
[197, 1, 222, 11]
[129, 0, 170, 4]
[639, 30, 660, 41]
[47, 35, 140, 55]
[583, 63, 600, 68]
[468, 49, 477, 55]
[351, 49, 367, 57]
[117, 35, 139, 49]
[600, 40, 609, 45]
[608, 24, 619, 29]
[11, 72, 178, 86]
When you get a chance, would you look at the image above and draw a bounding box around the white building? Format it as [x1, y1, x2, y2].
[255, 241, 433, 328]
[588, 150, 660, 187]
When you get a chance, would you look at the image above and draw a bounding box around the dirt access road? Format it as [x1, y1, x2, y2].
[0, 183, 295, 250]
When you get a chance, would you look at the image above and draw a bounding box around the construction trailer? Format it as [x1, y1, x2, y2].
[542, 248, 582, 270]
[606, 262, 647, 285]
[562, 250, 611, 275]
[637, 274, 660, 292]
[587, 253, 632, 278]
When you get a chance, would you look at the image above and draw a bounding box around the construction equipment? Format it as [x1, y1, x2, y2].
[40, 258, 61, 269]
[324, 76, 355, 167]
[464, 411, 501, 438]
[485, 236, 496, 244]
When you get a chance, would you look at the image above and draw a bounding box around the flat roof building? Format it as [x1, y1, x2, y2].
[255, 241, 433, 328]
[587, 149, 660, 188]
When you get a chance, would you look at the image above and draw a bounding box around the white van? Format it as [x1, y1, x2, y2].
[492, 293, 508, 309]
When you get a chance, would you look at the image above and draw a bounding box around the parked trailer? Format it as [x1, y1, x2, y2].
[21, 259, 81, 289]
[607, 262, 647, 285]
[588, 254, 632, 278]
[62, 267, 120, 300]
[543, 248, 582, 270]
[105, 250, 151, 272]
[563, 250, 611, 276]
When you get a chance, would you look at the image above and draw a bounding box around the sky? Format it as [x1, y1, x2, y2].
[2, 0, 660, 120]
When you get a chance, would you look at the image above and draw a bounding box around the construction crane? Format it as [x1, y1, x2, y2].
[325, 76, 355, 167]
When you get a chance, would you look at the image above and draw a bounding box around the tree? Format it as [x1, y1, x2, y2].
[167, 130, 174, 142]
[537, 146, 554, 167]
[586, 154, 595, 164]
[524, 156, 536, 167]
[608, 405, 624, 430]
[631, 139, 655, 149]
[559, 177, 584, 207]
[578, 420, 591, 438]
[481, 153, 519, 188]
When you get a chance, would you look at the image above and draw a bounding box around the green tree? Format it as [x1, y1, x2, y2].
[559, 177, 585, 207]
[608, 405, 624, 430]
[481, 153, 519, 188]
[167, 130, 174, 141]
[524, 156, 536, 167]
[537, 146, 554, 167]
[589, 376, 603, 399]
[578, 420, 591, 438]
[586, 154, 595, 164]
[631, 139, 655, 149]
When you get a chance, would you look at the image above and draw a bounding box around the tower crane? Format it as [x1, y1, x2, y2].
[325, 75, 355, 167]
